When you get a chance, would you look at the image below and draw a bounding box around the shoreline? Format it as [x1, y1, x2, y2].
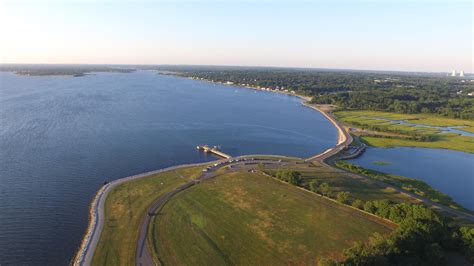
[71, 88, 348, 265]
[72, 74, 474, 265]
[72, 161, 218, 266]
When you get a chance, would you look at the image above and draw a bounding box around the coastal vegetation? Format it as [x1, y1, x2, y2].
[265, 161, 417, 203]
[84, 152, 473, 265]
[148, 171, 392, 264]
[338, 201, 474, 265]
[154, 66, 474, 119]
[61, 67, 474, 265]
[334, 110, 474, 153]
[0, 64, 135, 77]
[261, 163, 474, 264]
[335, 161, 469, 212]
[91, 166, 205, 265]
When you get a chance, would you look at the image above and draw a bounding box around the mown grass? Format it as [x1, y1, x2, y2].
[91, 165, 205, 266]
[148, 171, 392, 265]
[334, 110, 474, 153]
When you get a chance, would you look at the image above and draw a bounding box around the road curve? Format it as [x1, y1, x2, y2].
[302, 103, 352, 163]
[75, 102, 474, 266]
[302, 102, 474, 222]
[73, 156, 289, 266]
[72, 161, 216, 266]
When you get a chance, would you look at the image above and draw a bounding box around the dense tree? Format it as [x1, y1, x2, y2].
[336, 191, 350, 204]
[352, 199, 363, 209]
[287, 172, 302, 185]
[309, 180, 319, 193]
[275, 170, 301, 185]
[339, 202, 472, 265]
[364, 201, 376, 214]
[319, 183, 331, 197]
[156, 66, 474, 120]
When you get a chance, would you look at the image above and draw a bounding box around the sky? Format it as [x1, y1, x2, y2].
[0, 0, 472, 72]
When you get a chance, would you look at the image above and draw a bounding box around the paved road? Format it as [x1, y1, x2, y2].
[303, 104, 474, 222]
[135, 158, 287, 265]
[303, 103, 352, 163]
[73, 161, 215, 266]
[75, 104, 474, 266]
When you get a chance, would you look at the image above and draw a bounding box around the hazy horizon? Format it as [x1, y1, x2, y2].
[1, 0, 472, 73]
[2, 62, 473, 75]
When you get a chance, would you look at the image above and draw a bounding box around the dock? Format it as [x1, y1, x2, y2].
[338, 144, 367, 160]
[197, 145, 232, 159]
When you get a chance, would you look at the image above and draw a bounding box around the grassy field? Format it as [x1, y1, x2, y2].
[270, 162, 417, 203]
[148, 171, 393, 265]
[334, 110, 474, 153]
[91, 165, 205, 266]
[335, 161, 471, 213]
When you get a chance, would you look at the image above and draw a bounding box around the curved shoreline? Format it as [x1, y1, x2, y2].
[72, 80, 474, 265]
[72, 161, 216, 266]
[72, 101, 344, 266]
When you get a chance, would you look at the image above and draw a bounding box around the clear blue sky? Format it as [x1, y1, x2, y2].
[1, 0, 472, 72]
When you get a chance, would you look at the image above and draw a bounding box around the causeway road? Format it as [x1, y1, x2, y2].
[75, 103, 474, 266]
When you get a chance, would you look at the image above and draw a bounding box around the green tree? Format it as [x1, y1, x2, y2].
[424, 243, 445, 266]
[352, 199, 363, 209]
[309, 180, 319, 192]
[287, 171, 302, 185]
[319, 183, 331, 197]
[337, 191, 350, 204]
[363, 201, 376, 213]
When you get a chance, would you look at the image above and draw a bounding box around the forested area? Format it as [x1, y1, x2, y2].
[156, 66, 474, 120]
[0, 64, 134, 77]
[339, 200, 474, 266]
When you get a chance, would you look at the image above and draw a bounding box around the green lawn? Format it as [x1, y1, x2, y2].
[148, 171, 393, 265]
[334, 110, 474, 153]
[91, 165, 205, 266]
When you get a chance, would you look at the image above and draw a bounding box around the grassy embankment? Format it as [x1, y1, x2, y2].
[335, 161, 472, 214]
[148, 171, 393, 265]
[91, 166, 205, 266]
[334, 110, 474, 153]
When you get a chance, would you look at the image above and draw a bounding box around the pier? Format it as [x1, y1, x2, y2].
[338, 144, 367, 160]
[197, 145, 232, 159]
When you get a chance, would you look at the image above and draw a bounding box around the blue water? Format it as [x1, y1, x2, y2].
[348, 147, 474, 210]
[0, 70, 337, 265]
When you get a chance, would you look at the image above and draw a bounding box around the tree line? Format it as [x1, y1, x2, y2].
[263, 168, 473, 265]
[155, 66, 474, 120]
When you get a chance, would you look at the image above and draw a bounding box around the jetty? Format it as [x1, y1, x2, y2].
[338, 144, 367, 160]
[197, 145, 231, 159]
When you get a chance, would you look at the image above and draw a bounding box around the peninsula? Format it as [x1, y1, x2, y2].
[73, 70, 474, 265]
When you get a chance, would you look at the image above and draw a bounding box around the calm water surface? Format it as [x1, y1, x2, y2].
[0, 71, 337, 264]
[349, 147, 474, 210]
